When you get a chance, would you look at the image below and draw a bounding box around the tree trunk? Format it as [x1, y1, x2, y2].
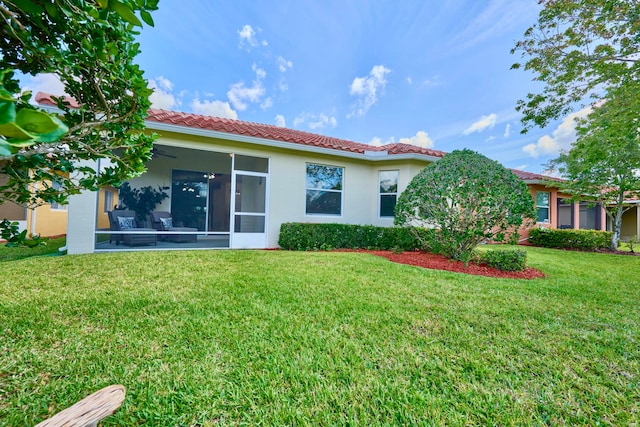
[610, 191, 626, 251]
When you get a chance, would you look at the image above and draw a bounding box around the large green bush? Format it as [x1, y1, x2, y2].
[395, 149, 536, 263]
[278, 223, 434, 251]
[528, 228, 613, 251]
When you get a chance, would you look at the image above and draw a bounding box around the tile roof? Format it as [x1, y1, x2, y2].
[509, 169, 564, 183]
[145, 108, 447, 158]
[36, 92, 566, 184]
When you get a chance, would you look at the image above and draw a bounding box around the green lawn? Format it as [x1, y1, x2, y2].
[0, 247, 638, 426]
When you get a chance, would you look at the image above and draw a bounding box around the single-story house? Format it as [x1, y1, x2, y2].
[19, 94, 639, 252]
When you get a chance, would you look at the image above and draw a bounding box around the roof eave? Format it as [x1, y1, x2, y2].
[146, 121, 441, 162]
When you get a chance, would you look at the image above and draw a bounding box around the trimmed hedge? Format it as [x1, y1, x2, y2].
[528, 227, 613, 251]
[278, 223, 434, 251]
[476, 249, 527, 271]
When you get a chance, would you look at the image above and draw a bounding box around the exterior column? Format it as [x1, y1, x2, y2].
[66, 160, 98, 255]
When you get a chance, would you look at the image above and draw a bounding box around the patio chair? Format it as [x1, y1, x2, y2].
[108, 210, 157, 246]
[35, 384, 125, 427]
[150, 211, 198, 243]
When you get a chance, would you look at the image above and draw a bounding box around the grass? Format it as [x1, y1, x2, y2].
[0, 237, 66, 262]
[0, 246, 638, 426]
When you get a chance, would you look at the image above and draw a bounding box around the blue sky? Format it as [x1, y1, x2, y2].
[25, 0, 589, 174]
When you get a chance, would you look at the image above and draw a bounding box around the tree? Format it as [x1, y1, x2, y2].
[547, 80, 640, 250]
[0, 0, 158, 242]
[394, 149, 536, 263]
[511, 0, 640, 131]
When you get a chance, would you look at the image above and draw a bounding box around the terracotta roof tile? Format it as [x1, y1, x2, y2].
[509, 168, 564, 183]
[146, 109, 446, 158]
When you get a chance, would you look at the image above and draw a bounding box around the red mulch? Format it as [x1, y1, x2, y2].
[336, 249, 545, 279]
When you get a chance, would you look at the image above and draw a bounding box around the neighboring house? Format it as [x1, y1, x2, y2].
[0, 174, 68, 239]
[31, 95, 632, 253]
[614, 196, 640, 241]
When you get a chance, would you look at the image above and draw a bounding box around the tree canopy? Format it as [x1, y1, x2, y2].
[548, 79, 640, 249]
[0, 0, 158, 210]
[395, 149, 536, 263]
[511, 0, 640, 131]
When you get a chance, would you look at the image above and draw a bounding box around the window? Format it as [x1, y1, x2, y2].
[379, 170, 399, 218]
[306, 163, 343, 215]
[536, 191, 549, 223]
[50, 180, 67, 211]
[557, 198, 574, 229]
[104, 191, 113, 213]
[579, 202, 602, 230]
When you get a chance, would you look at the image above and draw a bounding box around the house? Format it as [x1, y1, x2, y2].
[29, 95, 635, 253]
[0, 174, 68, 239]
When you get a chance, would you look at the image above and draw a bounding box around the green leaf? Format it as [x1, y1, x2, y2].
[111, 0, 143, 26]
[0, 139, 13, 156]
[96, 0, 109, 8]
[140, 10, 154, 26]
[0, 122, 35, 140]
[0, 100, 17, 125]
[15, 109, 63, 134]
[35, 116, 69, 143]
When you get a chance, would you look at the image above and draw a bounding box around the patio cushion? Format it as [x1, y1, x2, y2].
[160, 217, 173, 230]
[117, 216, 135, 230]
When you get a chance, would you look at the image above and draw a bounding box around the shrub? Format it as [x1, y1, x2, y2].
[528, 228, 613, 251]
[278, 223, 435, 251]
[394, 149, 536, 263]
[476, 249, 528, 271]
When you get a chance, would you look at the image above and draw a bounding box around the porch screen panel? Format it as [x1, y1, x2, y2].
[557, 198, 574, 229]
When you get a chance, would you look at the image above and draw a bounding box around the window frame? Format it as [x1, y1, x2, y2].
[305, 163, 344, 216]
[49, 180, 67, 211]
[536, 191, 550, 224]
[378, 170, 399, 218]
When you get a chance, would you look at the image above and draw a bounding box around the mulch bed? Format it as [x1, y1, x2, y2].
[336, 249, 546, 279]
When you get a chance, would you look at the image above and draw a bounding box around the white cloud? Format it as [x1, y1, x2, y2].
[252, 63, 266, 79]
[514, 164, 528, 171]
[260, 97, 273, 110]
[226, 65, 267, 111]
[406, 77, 413, 85]
[503, 123, 511, 138]
[294, 112, 337, 130]
[522, 107, 591, 158]
[227, 81, 265, 111]
[349, 65, 391, 117]
[275, 115, 286, 127]
[22, 73, 65, 98]
[422, 75, 442, 88]
[238, 24, 258, 49]
[277, 56, 293, 72]
[191, 98, 237, 119]
[278, 79, 288, 92]
[399, 131, 434, 148]
[369, 131, 434, 149]
[148, 76, 179, 110]
[485, 135, 496, 142]
[463, 113, 497, 135]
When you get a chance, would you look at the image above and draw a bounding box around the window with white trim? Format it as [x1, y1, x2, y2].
[306, 163, 343, 215]
[536, 191, 549, 223]
[50, 180, 67, 211]
[379, 170, 399, 218]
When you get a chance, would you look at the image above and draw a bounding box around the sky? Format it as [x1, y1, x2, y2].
[24, 0, 591, 174]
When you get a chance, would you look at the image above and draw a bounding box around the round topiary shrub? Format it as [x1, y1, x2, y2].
[394, 149, 536, 263]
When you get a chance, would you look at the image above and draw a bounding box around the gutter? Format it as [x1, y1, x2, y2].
[146, 121, 443, 163]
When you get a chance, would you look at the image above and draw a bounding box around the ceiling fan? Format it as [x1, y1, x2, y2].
[151, 147, 177, 159]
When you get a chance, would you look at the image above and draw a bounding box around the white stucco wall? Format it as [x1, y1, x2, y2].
[65, 130, 434, 253]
